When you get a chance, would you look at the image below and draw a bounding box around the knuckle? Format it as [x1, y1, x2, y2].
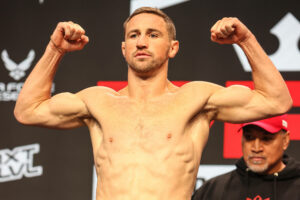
[70, 27, 76, 33]
[57, 22, 65, 28]
[216, 32, 222, 37]
[65, 23, 71, 30]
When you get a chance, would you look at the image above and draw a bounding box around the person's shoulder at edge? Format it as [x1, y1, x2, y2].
[77, 85, 123, 98]
[192, 170, 235, 200]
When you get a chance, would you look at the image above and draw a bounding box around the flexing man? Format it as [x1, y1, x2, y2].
[14, 7, 292, 200]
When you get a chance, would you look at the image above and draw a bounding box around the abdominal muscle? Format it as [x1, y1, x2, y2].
[92, 129, 201, 200]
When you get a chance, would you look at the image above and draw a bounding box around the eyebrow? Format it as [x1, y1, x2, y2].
[147, 28, 163, 34]
[126, 28, 163, 37]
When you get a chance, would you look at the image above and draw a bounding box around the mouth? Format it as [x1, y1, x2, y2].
[249, 156, 266, 164]
[134, 52, 151, 58]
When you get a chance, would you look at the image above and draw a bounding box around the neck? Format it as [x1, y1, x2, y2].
[267, 161, 286, 175]
[126, 62, 170, 100]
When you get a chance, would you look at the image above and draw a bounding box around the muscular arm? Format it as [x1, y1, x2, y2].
[14, 22, 90, 129]
[205, 18, 292, 123]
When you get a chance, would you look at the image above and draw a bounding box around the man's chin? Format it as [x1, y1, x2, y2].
[129, 64, 158, 74]
[247, 162, 269, 174]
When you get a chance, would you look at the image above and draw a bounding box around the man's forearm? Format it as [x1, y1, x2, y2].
[14, 42, 64, 121]
[239, 34, 293, 113]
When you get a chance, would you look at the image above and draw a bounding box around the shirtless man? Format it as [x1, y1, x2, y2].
[14, 7, 292, 200]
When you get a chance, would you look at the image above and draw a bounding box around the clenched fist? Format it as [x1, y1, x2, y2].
[210, 17, 253, 45]
[50, 21, 89, 54]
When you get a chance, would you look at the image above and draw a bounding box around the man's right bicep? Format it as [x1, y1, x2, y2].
[16, 92, 89, 129]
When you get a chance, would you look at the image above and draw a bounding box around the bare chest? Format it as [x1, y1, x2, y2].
[99, 100, 184, 150]
[87, 94, 207, 196]
[86, 92, 208, 161]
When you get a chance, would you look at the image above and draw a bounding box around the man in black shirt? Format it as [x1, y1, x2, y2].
[193, 115, 300, 200]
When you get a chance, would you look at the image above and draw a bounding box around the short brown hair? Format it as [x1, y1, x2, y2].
[123, 7, 176, 40]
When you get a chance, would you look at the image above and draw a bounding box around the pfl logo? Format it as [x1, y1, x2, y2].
[0, 144, 43, 182]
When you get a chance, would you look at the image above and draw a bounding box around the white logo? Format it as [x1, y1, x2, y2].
[130, 0, 190, 14]
[0, 144, 43, 182]
[0, 49, 55, 102]
[233, 12, 300, 72]
[2, 49, 35, 81]
[282, 120, 288, 129]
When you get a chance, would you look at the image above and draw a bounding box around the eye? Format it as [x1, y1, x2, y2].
[244, 133, 254, 141]
[129, 33, 137, 38]
[150, 33, 158, 38]
[262, 136, 273, 142]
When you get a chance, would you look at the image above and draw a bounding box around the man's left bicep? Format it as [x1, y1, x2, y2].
[207, 85, 269, 123]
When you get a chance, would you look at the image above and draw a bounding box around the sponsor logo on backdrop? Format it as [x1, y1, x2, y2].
[0, 144, 43, 182]
[2, 50, 35, 81]
[0, 49, 55, 101]
[130, 0, 190, 14]
[233, 12, 300, 72]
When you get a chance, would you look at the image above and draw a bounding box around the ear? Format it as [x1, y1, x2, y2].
[121, 41, 126, 57]
[282, 131, 290, 151]
[168, 40, 179, 58]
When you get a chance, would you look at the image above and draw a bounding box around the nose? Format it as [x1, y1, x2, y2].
[136, 35, 148, 49]
[251, 138, 263, 153]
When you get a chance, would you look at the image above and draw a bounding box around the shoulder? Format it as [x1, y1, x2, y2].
[180, 81, 223, 90]
[180, 81, 252, 100]
[78, 86, 119, 94]
[204, 170, 235, 186]
[76, 86, 121, 99]
[176, 81, 223, 98]
[193, 171, 236, 200]
[52, 86, 120, 103]
[281, 155, 300, 179]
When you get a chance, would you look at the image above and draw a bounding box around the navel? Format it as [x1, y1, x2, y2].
[109, 137, 114, 143]
[167, 133, 172, 140]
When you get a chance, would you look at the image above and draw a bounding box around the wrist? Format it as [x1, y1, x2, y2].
[237, 33, 256, 48]
[49, 38, 66, 55]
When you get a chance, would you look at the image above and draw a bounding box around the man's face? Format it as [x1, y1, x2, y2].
[242, 125, 289, 174]
[122, 13, 178, 74]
